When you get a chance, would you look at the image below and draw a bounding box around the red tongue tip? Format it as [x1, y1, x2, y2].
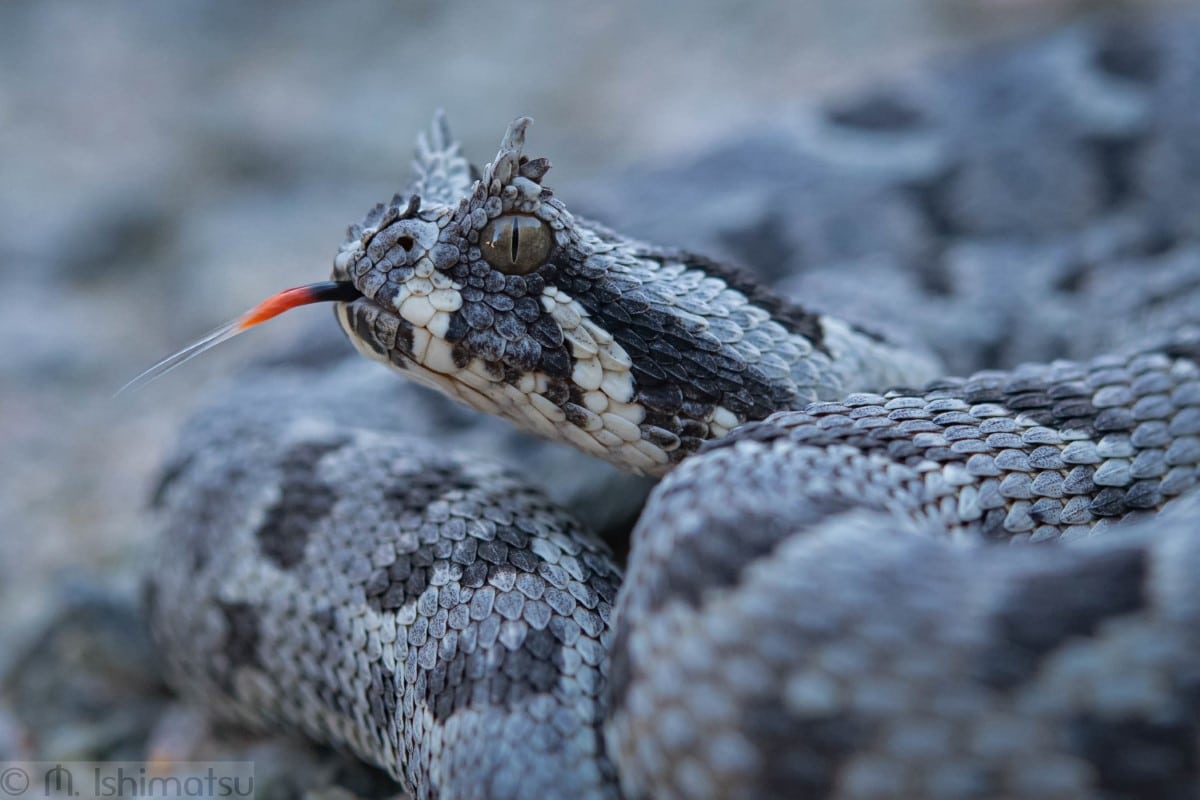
[236, 281, 361, 330]
[115, 281, 361, 397]
[237, 285, 324, 330]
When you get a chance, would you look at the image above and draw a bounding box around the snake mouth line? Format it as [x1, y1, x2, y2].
[338, 293, 451, 377]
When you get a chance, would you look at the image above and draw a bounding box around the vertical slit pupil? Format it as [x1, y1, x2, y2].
[510, 221, 520, 263]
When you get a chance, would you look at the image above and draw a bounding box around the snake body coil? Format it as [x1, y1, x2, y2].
[149, 16, 1200, 800]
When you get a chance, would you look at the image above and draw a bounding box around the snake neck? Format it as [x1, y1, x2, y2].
[541, 239, 943, 463]
[332, 117, 940, 476]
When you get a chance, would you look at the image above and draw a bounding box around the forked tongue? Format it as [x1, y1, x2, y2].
[116, 281, 361, 396]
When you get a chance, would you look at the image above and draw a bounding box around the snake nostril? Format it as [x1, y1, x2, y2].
[397, 235, 415, 251]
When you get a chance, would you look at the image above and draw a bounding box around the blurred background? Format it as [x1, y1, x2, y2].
[0, 0, 1192, 768]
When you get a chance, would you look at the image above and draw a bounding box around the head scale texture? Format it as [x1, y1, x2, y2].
[332, 114, 936, 475]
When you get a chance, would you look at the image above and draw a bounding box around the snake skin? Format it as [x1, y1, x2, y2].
[148, 13, 1200, 800]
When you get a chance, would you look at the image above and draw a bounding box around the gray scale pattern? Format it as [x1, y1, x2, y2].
[149, 409, 620, 800]
[610, 490, 1200, 800]
[148, 10, 1200, 800]
[704, 350, 1200, 543]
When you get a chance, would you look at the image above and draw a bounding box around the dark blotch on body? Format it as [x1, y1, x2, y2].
[826, 89, 928, 132]
[977, 546, 1147, 689]
[1069, 692, 1200, 800]
[366, 463, 477, 614]
[256, 439, 347, 570]
[741, 699, 867, 799]
[218, 601, 263, 676]
[423, 569, 569, 722]
[651, 494, 861, 613]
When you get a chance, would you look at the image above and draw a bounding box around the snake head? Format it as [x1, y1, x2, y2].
[331, 114, 688, 474]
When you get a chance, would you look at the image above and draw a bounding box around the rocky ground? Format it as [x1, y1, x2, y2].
[0, 1, 1190, 796]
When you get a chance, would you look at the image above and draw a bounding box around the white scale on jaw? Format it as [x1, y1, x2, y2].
[340, 261, 685, 473]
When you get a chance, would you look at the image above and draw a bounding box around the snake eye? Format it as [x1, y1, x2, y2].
[479, 214, 552, 274]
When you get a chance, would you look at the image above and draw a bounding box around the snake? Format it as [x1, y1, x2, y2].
[145, 15, 1200, 800]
